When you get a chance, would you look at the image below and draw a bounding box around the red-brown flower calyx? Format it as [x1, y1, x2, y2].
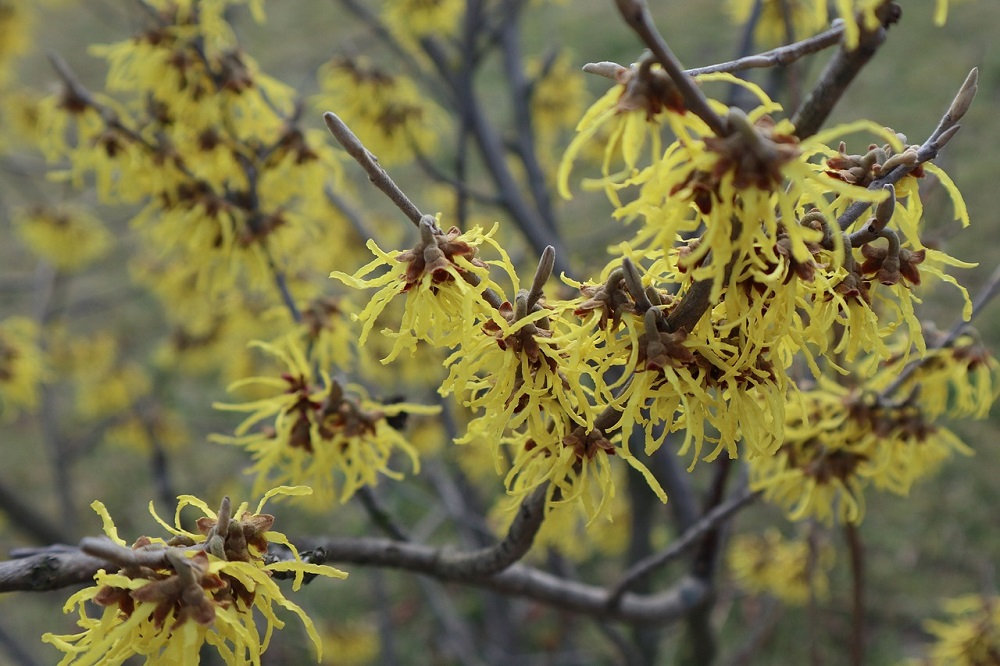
[396, 216, 486, 291]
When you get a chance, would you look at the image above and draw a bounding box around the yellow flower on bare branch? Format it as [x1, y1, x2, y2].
[42, 487, 346, 665]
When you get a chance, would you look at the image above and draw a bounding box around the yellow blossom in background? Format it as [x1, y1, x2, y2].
[726, 0, 828, 47]
[13, 204, 113, 271]
[321, 621, 379, 666]
[381, 0, 463, 41]
[0, 316, 48, 421]
[751, 359, 978, 525]
[212, 338, 439, 504]
[909, 595, 1000, 665]
[314, 56, 443, 165]
[61, 333, 151, 421]
[0, 89, 45, 150]
[42, 486, 347, 665]
[728, 529, 834, 605]
[103, 407, 191, 455]
[527, 51, 589, 168]
[0, 0, 32, 87]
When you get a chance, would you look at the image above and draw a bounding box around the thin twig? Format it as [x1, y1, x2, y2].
[498, 0, 558, 233]
[606, 487, 758, 607]
[323, 112, 424, 227]
[356, 486, 410, 542]
[837, 67, 978, 235]
[792, 4, 900, 138]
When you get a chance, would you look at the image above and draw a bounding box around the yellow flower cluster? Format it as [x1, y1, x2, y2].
[910, 595, 1000, 665]
[0, 0, 31, 88]
[547, 58, 982, 521]
[381, 0, 463, 42]
[42, 487, 347, 665]
[13, 204, 113, 271]
[31, 0, 351, 329]
[212, 338, 439, 505]
[750, 337, 996, 525]
[313, 56, 443, 166]
[334, 218, 641, 518]
[728, 529, 834, 605]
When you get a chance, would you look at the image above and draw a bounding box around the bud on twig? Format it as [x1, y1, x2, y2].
[948, 67, 979, 122]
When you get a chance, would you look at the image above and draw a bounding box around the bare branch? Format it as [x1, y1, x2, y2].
[687, 24, 844, 77]
[792, 4, 900, 138]
[323, 112, 424, 227]
[0, 548, 109, 593]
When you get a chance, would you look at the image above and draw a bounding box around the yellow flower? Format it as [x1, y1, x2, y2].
[313, 56, 443, 165]
[0, 0, 32, 87]
[320, 621, 379, 666]
[726, 0, 828, 47]
[103, 407, 190, 455]
[332, 221, 514, 363]
[212, 338, 439, 504]
[0, 316, 48, 421]
[751, 371, 977, 525]
[443, 298, 599, 461]
[915, 595, 1000, 665]
[528, 51, 589, 146]
[13, 204, 113, 271]
[381, 0, 463, 41]
[502, 419, 617, 521]
[42, 487, 347, 665]
[834, 0, 883, 50]
[557, 55, 692, 203]
[728, 529, 834, 605]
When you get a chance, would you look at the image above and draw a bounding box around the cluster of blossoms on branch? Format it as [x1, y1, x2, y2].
[42, 487, 346, 664]
[332, 47, 996, 532]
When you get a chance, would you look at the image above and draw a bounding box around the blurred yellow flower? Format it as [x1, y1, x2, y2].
[912, 595, 1000, 665]
[0, 316, 49, 421]
[728, 529, 834, 605]
[13, 204, 113, 271]
[726, 0, 828, 47]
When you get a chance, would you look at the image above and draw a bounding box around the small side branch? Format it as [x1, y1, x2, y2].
[606, 487, 758, 607]
[687, 24, 844, 77]
[323, 112, 424, 227]
[837, 67, 978, 235]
